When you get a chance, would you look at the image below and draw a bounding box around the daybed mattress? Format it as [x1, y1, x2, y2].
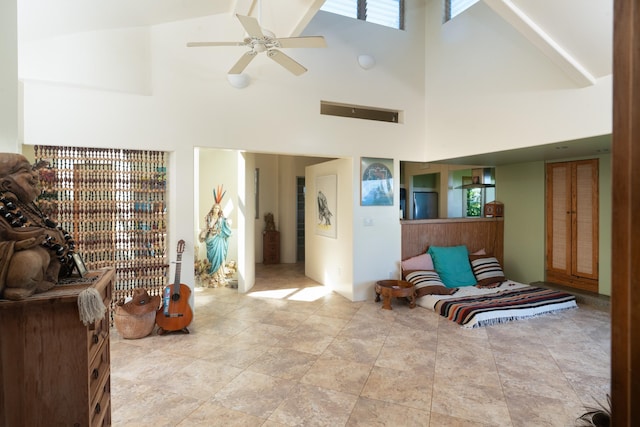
[417, 281, 577, 328]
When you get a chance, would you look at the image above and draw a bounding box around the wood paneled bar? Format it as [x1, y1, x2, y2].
[401, 218, 504, 265]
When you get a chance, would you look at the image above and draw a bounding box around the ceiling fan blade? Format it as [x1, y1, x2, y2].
[274, 36, 327, 49]
[236, 14, 264, 39]
[228, 51, 257, 74]
[187, 41, 246, 47]
[267, 50, 307, 76]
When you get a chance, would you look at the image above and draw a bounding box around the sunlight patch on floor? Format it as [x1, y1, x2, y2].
[248, 288, 301, 299]
[287, 286, 332, 301]
[248, 286, 331, 302]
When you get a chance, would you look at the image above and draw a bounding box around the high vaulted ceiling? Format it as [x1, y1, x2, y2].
[16, 0, 613, 165]
[484, 0, 611, 86]
[17, 0, 613, 84]
[17, 0, 612, 89]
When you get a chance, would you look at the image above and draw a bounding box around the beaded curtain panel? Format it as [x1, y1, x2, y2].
[34, 146, 168, 323]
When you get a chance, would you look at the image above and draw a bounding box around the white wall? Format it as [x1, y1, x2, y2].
[13, 0, 614, 300]
[1, 0, 18, 153]
[239, 152, 256, 293]
[21, 10, 427, 157]
[352, 156, 403, 301]
[19, 5, 426, 301]
[19, 28, 151, 94]
[167, 147, 196, 300]
[424, 0, 612, 160]
[305, 158, 354, 300]
[306, 155, 407, 302]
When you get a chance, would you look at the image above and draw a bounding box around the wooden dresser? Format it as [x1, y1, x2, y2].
[263, 230, 280, 264]
[0, 268, 114, 427]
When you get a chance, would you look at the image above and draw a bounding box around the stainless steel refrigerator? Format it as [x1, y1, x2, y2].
[413, 191, 438, 219]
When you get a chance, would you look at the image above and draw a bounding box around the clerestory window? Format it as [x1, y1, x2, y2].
[444, 0, 480, 23]
[321, 0, 404, 30]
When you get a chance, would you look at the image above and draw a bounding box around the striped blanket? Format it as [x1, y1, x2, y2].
[422, 282, 577, 328]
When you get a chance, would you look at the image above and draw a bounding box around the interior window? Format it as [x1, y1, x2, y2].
[321, 0, 404, 30]
[465, 186, 483, 217]
[458, 170, 495, 217]
[444, 0, 480, 23]
[400, 162, 496, 219]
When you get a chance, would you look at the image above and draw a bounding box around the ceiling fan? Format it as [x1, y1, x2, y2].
[187, 14, 327, 76]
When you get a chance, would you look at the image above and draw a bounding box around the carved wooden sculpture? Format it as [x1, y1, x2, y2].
[0, 153, 75, 300]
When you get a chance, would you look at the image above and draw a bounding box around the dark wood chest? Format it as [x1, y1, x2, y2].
[263, 230, 280, 264]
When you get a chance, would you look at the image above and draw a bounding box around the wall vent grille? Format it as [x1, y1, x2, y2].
[320, 101, 401, 123]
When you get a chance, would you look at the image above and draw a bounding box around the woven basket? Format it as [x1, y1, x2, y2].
[114, 305, 156, 339]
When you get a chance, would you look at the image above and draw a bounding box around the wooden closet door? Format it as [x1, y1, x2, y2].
[572, 160, 599, 281]
[545, 159, 599, 292]
[547, 162, 572, 276]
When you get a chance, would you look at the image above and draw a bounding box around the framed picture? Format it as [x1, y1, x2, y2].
[361, 157, 394, 206]
[316, 174, 337, 239]
[73, 253, 88, 277]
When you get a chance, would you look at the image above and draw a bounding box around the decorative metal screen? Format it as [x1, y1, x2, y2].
[34, 146, 168, 322]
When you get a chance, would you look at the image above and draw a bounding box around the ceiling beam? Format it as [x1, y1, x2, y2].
[291, 0, 326, 37]
[483, 0, 596, 87]
[232, 0, 255, 16]
[230, 0, 324, 37]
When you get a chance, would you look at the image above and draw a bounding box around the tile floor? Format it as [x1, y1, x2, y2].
[110, 263, 611, 426]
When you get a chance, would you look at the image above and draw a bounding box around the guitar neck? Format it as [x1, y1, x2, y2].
[172, 254, 182, 295]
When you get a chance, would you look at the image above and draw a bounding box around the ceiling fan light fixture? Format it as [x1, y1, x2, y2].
[358, 54, 376, 70]
[262, 29, 276, 39]
[187, 14, 325, 76]
[227, 73, 250, 89]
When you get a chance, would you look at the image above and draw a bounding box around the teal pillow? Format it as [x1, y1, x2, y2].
[427, 245, 477, 288]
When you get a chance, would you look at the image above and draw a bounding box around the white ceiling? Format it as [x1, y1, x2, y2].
[472, 0, 613, 164]
[432, 134, 611, 167]
[16, 0, 612, 84]
[505, 0, 612, 79]
[17, 0, 612, 74]
[16, 0, 612, 85]
[17, 0, 324, 41]
[17, 0, 232, 41]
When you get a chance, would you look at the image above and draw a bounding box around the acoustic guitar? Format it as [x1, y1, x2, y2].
[156, 239, 193, 335]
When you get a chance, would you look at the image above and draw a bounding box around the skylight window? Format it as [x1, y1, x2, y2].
[322, 0, 358, 19]
[321, 0, 404, 30]
[444, 0, 480, 22]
